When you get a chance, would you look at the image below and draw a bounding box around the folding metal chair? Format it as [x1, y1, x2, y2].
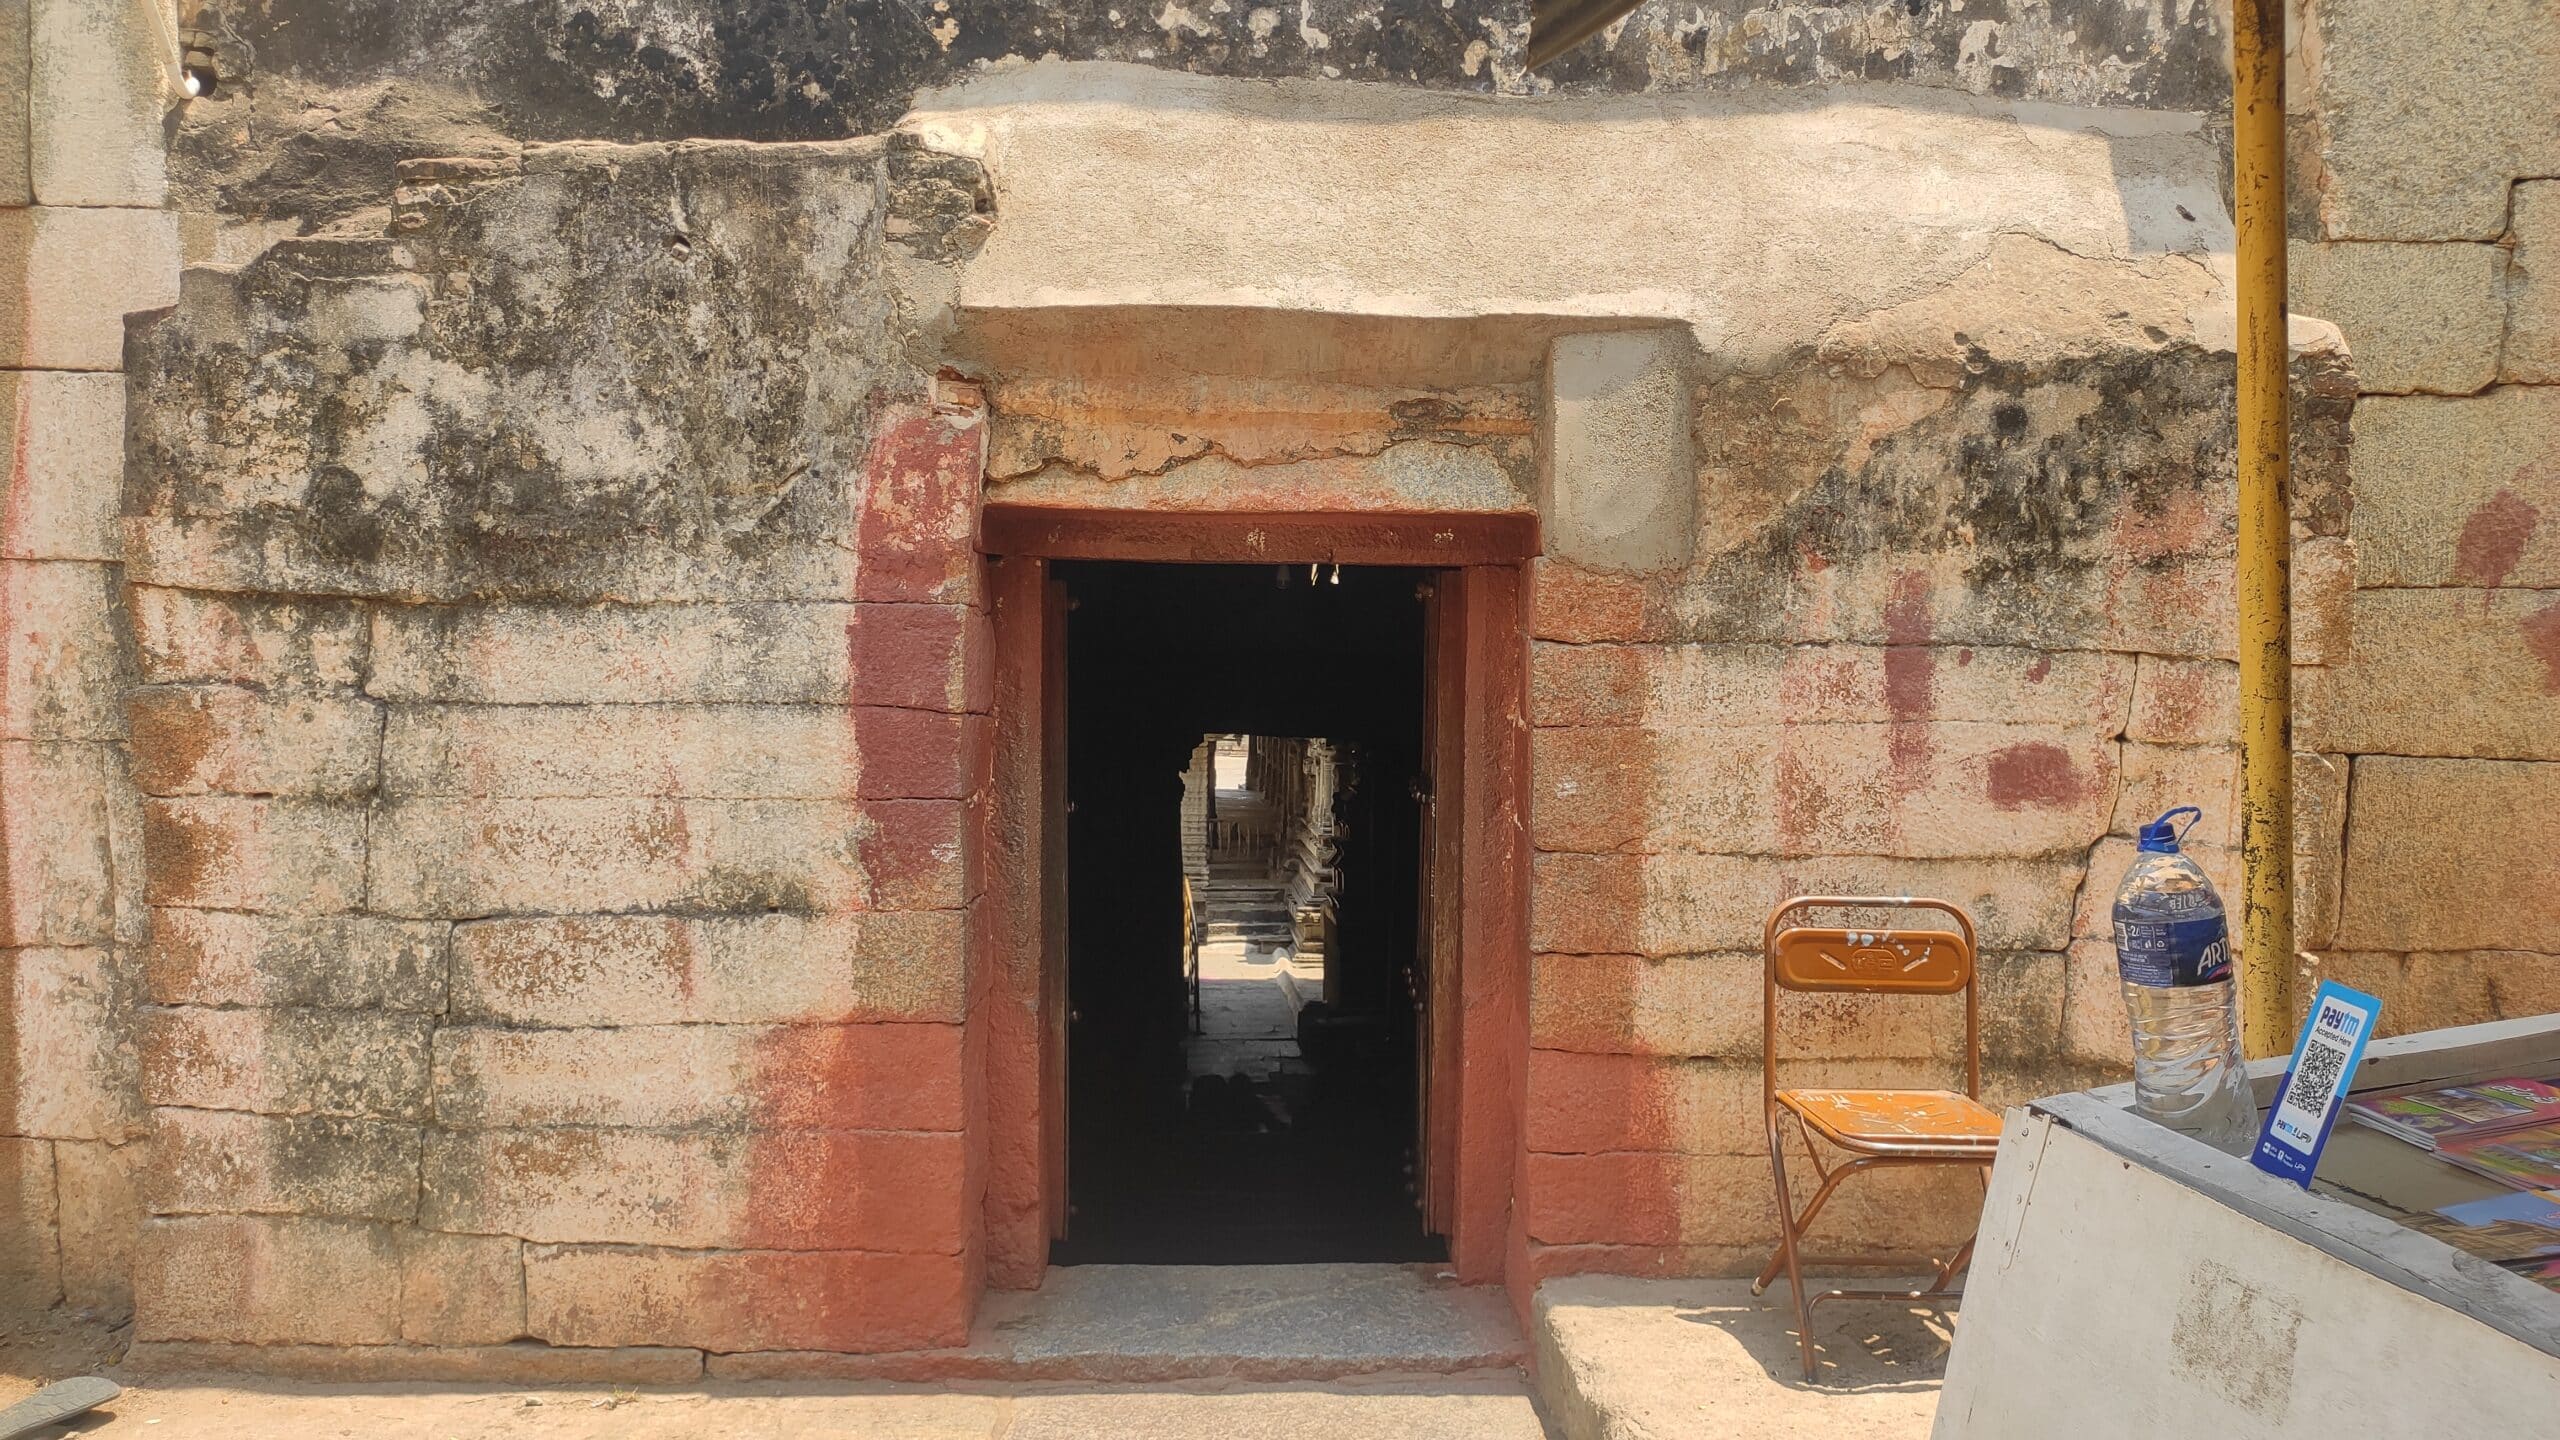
[1751, 895, 2001, 1380]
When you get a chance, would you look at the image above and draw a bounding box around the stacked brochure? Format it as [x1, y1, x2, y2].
[2343, 1077, 2560, 1151]
[2444, 1124, 2560, 1194]
[2408, 1189, 2560, 1294]
[2346, 1076, 2560, 1292]
[2404, 1191, 2560, 1263]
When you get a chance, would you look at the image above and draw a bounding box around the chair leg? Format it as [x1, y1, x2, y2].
[1921, 1162, 1994, 1293]
[1751, 1121, 1853, 1295]
[1753, 1114, 1815, 1294]
[1756, 1148, 1983, 1314]
[1926, 1236, 1976, 1294]
[1760, 1119, 1820, 1382]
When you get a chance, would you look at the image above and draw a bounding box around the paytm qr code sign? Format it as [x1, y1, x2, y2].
[2251, 980, 2382, 1187]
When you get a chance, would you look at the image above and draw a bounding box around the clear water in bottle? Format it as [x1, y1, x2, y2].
[2112, 806, 2259, 1152]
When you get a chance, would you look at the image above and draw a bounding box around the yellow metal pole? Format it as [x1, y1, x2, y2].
[2233, 0, 2293, 1058]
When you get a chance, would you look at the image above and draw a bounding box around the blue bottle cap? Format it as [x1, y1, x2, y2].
[2138, 806, 2203, 853]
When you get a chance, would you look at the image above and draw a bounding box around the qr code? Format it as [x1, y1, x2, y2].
[2284, 1037, 2349, 1116]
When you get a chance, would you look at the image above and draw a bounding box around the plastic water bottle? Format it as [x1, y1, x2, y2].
[2112, 806, 2259, 1152]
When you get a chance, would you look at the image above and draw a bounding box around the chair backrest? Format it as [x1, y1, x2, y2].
[1771, 927, 1971, 994]
[1762, 896, 1981, 1098]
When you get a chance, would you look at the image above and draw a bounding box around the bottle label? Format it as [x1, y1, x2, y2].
[2112, 913, 2230, 987]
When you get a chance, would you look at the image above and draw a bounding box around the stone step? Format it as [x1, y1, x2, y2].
[1278, 966, 1312, 1014]
[706, 1264, 1526, 1385]
[86, 1367, 1556, 1437]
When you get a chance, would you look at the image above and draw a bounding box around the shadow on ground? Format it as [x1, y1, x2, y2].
[1538, 1275, 1949, 1439]
[1670, 1288, 1953, 1395]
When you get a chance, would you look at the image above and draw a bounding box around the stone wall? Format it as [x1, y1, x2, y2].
[1, 0, 180, 1346]
[111, 134, 994, 1370]
[8, 0, 2557, 1370]
[2287, 0, 2560, 1033]
[1515, 332, 2358, 1278]
[163, 1, 2243, 288]
[174, 0, 2227, 148]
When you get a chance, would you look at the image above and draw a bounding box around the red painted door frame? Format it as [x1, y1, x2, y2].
[976, 551, 1068, 1289]
[972, 504, 1534, 1288]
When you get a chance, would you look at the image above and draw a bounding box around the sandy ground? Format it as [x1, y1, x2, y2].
[1536, 1278, 1950, 1440]
[1, 1278, 1954, 1440]
[0, 1369, 1552, 1440]
[0, 1280, 1958, 1440]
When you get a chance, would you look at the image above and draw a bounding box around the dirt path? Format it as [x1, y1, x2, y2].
[1, 1369, 1552, 1439]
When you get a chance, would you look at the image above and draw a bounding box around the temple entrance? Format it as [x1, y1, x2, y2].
[1048, 563, 1439, 1264]
[978, 509, 1531, 1288]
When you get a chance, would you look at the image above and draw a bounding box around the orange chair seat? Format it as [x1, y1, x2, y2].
[1775, 1087, 2002, 1154]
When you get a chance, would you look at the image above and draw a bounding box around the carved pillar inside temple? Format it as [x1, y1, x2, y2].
[1282, 740, 1340, 962]
[1180, 735, 1214, 893]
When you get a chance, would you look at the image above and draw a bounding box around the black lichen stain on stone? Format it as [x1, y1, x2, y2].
[177, 0, 2234, 234]
[1678, 343, 2274, 649]
[305, 463, 392, 570]
[195, 0, 1526, 152]
[130, 139, 990, 606]
[1540, 0, 2228, 112]
[171, 76, 521, 233]
[694, 868, 820, 917]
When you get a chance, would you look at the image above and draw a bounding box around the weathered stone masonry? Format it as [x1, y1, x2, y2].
[862, 58, 2357, 1291]
[115, 135, 997, 1362]
[2, 0, 2554, 1375]
[1517, 337, 2356, 1278]
[2283, 0, 2560, 1032]
[3, 0, 181, 1348]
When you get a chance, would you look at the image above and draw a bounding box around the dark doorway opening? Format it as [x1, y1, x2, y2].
[1049, 560, 1445, 1266]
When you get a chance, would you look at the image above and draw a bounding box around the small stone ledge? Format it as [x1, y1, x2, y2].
[119, 1265, 1528, 1387]
[119, 1340, 706, 1384]
[717, 1263, 1525, 1383]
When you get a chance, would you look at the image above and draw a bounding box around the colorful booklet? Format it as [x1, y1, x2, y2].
[2406, 1190, 2560, 1265]
[2342, 1077, 2560, 1150]
[2441, 1123, 2560, 1192]
[2408, 1216, 2560, 1266]
[2439, 1190, 2560, 1229]
[2499, 1254, 2560, 1294]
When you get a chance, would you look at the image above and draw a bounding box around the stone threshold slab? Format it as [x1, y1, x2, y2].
[715, 1263, 1524, 1382]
